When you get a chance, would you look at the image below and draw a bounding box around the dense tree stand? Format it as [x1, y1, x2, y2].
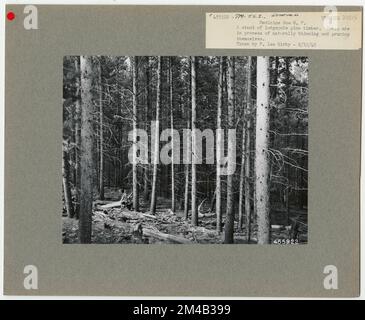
[63, 55, 308, 244]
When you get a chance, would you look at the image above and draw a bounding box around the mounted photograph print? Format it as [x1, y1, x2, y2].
[62, 55, 308, 245]
[4, 4, 361, 297]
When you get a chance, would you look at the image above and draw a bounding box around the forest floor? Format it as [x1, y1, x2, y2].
[62, 188, 307, 244]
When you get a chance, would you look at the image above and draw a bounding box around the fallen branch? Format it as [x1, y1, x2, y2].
[100, 201, 120, 209]
[189, 225, 217, 235]
[142, 228, 192, 244]
[141, 213, 158, 220]
[198, 212, 216, 218]
[118, 211, 158, 220]
[93, 200, 113, 206]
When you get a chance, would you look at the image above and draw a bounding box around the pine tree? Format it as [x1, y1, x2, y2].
[79, 56, 94, 243]
[255, 56, 271, 244]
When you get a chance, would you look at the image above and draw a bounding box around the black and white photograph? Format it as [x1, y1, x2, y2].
[62, 56, 308, 244]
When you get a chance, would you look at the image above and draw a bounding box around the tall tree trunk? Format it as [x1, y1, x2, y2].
[285, 57, 291, 225]
[62, 145, 74, 218]
[99, 59, 104, 200]
[183, 153, 190, 219]
[274, 56, 279, 98]
[144, 57, 151, 202]
[224, 56, 235, 244]
[245, 56, 252, 242]
[150, 56, 161, 214]
[79, 56, 94, 243]
[96, 127, 99, 189]
[238, 106, 246, 230]
[191, 56, 198, 226]
[300, 133, 306, 209]
[118, 60, 125, 190]
[132, 56, 139, 211]
[216, 56, 223, 232]
[71, 114, 77, 194]
[183, 65, 191, 220]
[255, 56, 271, 244]
[74, 58, 81, 219]
[169, 57, 175, 212]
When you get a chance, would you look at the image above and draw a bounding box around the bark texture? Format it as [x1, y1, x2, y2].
[191, 56, 198, 226]
[79, 56, 94, 243]
[150, 56, 161, 215]
[255, 56, 271, 244]
[216, 56, 223, 232]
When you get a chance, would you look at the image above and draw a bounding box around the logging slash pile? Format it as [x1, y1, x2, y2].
[63, 202, 228, 244]
[62, 188, 305, 244]
[62, 199, 300, 244]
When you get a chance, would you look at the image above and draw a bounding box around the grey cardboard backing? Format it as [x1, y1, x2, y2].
[4, 5, 362, 296]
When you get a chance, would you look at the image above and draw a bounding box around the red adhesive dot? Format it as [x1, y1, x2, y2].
[7, 12, 15, 21]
